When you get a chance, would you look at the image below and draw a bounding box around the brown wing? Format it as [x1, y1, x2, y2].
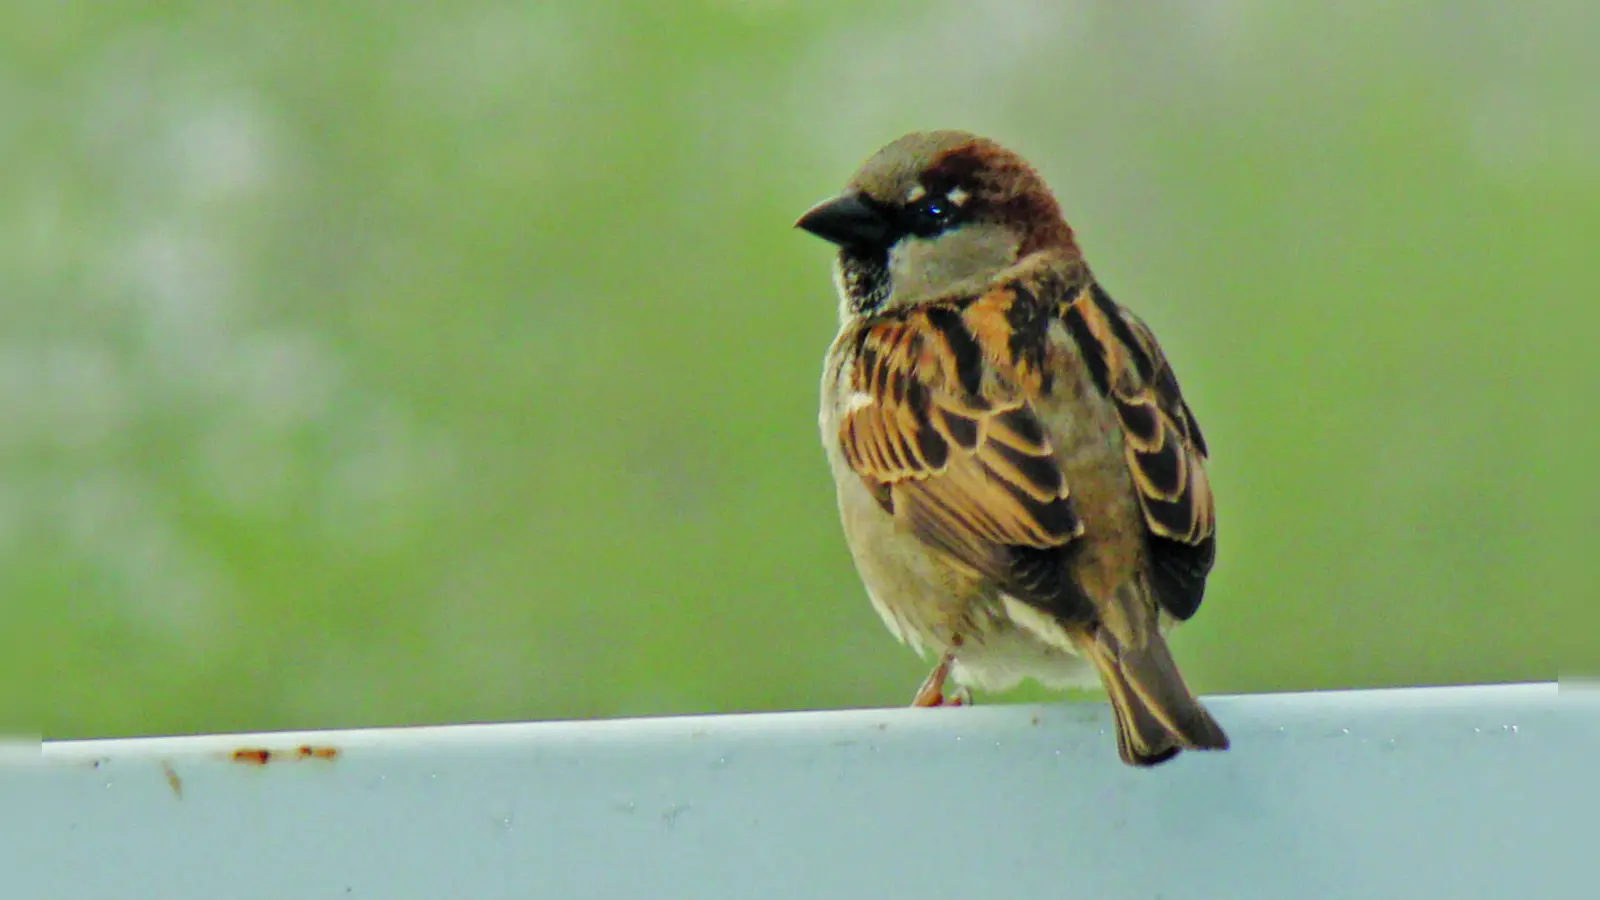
[836, 284, 1085, 603]
[1060, 283, 1216, 621]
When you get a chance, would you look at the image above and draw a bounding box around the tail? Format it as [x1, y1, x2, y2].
[1073, 629, 1229, 767]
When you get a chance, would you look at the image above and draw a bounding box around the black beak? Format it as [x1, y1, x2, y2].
[794, 194, 896, 250]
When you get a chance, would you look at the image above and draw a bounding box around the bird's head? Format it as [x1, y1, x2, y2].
[796, 130, 1077, 317]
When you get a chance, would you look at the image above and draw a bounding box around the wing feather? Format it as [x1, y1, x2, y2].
[1061, 284, 1216, 620]
[837, 283, 1083, 588]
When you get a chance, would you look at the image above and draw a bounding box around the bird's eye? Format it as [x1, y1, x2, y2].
[907, 195, 956, 236]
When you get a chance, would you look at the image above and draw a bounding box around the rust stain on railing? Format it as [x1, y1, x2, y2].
[230, 745, 341, 766]
[161, 760, 183, 799]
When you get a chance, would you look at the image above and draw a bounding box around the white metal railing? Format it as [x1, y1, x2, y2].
[0, 683, 1592, 899]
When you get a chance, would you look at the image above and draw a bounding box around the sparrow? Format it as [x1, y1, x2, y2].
[796, 131, 1228, 766]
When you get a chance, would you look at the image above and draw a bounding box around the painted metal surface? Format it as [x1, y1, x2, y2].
[1, 683, 1593, 899]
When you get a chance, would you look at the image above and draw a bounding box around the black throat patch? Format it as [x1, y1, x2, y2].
[838, 248, 890, 314]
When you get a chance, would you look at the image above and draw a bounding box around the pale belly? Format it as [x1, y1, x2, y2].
[829, 451, 1099, 693]
[818, 328, 1108, 694]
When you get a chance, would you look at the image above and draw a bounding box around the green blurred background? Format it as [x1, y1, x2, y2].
[4, 2, 1595, 739]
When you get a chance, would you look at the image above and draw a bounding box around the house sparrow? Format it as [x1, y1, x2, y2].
[796, 131, 1228, 766]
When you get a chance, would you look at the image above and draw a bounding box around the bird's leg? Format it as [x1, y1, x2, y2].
[910, 650, 973, 707]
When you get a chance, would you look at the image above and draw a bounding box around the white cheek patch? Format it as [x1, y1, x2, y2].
[905, 183, 927, 204]
[947, 186, 970, 207]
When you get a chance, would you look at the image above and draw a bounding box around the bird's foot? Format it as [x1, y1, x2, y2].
[910, 651, 973, 707]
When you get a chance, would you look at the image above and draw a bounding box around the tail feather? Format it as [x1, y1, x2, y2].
[1074, 630, 1229, 767]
